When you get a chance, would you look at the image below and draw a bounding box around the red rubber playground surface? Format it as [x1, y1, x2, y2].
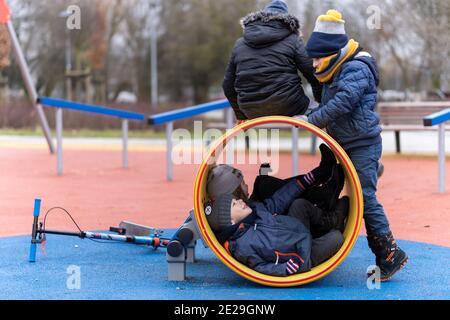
[1, 146, 449, 247]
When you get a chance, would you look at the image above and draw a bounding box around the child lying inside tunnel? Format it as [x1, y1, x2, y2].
[205, 144, 349, 276]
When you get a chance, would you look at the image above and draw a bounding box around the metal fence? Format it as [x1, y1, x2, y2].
[148, 100, 313, 181]
[38, 96, 146, 175]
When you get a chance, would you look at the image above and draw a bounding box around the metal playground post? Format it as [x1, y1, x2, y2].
[2, 2, 55, 153]
[424, 108, 450, 193]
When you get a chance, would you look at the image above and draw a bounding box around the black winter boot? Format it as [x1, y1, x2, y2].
[325, 196, 349, 233]
[367, 232, 408, 281]
[300, 144, 336, 188]
[305, 164, 345, 211]
[315, 144, 336, 184]
[318, 144, 336, 175]
[312, 196, 349, 238]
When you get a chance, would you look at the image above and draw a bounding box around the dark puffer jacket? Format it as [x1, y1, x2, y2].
[308, 53, 382, 151]
[222, 11, 322, 120]
[225, 180, 313, 276]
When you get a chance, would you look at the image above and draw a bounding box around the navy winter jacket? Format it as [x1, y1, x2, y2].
[222, 11, 322, 120]
[225, 180, 313, 276]
[308, 54, 382, 151]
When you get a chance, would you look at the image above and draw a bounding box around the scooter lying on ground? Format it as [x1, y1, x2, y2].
[28, 198, 207, 281]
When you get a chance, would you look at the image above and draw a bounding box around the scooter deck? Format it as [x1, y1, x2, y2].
[118, 221, 163, 237]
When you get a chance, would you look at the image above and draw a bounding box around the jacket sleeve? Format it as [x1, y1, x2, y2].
[308, 62, 371, 129]
[222, 48, 247, 120]
[260, 179, 304, 215]
[294, 38, 322, 103]
[247, 253, 288, 276]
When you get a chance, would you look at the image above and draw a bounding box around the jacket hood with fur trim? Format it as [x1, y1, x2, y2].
[240, 11, 301, 48]
[241, 11, 301, 33]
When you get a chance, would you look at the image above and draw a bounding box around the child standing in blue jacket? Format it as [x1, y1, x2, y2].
[305, 10, 408, 281]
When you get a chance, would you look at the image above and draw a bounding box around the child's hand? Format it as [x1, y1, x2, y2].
[286, 257, 302, 275]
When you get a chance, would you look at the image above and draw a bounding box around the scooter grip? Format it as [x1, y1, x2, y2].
[29, 243, 37, 262]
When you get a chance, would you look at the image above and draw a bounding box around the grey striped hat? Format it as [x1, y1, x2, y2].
[206, 164, 243, 199]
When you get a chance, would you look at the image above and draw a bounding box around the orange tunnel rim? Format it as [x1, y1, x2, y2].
[193, 116, 363, 287]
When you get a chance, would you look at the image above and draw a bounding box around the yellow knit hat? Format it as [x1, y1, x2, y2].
[306, 9, 348, 58]
[317, 10, 345, 23]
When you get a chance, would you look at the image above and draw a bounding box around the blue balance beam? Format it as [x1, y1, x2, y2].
[38, 97, 146, 121]
[423, 108, 450, 127]
[148, 99, 230, 125]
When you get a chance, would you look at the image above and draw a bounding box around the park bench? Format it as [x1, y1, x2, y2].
[378, 101, 450, 153]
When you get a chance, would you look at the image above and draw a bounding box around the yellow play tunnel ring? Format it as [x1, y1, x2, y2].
[193, 116, 363, 287]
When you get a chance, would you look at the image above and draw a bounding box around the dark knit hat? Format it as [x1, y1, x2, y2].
[264, 0, 288, 15]
[306, 10, 348, 58]
[207, 164, 243, 199]
[205, 194, 234, 232]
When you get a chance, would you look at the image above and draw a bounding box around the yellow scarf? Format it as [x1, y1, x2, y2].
[315, 39, 359, 83]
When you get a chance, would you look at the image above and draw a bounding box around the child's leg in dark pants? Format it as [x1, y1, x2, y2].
[287, 199, 344, 267]
[287, 199, 323, 227]
[347, 143, 408, 280]
[310, 230, 344, 266]
[346, 143, 390, 237]
[250, 175, 289, 202]
[250, 174, 308, 203]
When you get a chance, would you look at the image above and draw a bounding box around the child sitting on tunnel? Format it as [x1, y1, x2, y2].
[205, 150, 349, 276]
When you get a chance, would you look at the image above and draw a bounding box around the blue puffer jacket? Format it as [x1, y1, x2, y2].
[226, 180, 312, 276]
[308, 53, 382, 151]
